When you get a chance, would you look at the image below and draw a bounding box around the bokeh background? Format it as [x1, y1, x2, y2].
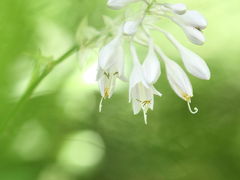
[1, 0, 240, 179]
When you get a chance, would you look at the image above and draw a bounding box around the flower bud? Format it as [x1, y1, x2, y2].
[163, 3, 187, 15]
[181, 25, 205, 45]
[176, 10, 207, 30]
[107, 0, 142, 10]
[123, 20, 139, 36]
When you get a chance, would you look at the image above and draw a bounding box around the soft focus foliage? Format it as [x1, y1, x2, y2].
[1, 0, 240, 180]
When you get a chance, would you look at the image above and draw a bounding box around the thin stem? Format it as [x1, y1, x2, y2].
[0, 45, 79, 133]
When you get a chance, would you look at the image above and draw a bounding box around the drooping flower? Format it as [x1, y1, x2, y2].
[107, 0, 142, 10]
[176, 10, 208, 30]
[162, 3, 187, 15]
[172, 10, 208, 45]
[160, 30, 210, 80]
[155, 46, 198, 114]
[97, 34, 126, 112]
[129, 43, 161, 124]
[95, 1, 210, 121]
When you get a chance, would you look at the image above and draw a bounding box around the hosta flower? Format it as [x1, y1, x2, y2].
[129, 43, 161, 124]
[172, 10, 207, 45]
[155, 46, 198, 114]
[97, 34, 126, 112]
[107, 0, 142, 10]
[163, 3, 187, 15]
[95, 1, 210, 122]
[156, 29, 210, 80]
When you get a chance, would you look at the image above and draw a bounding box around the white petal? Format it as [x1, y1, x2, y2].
[131, 86, 142, 114]
[98, 76, 107, 97]
[96, 67, 104, 81]
[164, 3, 187, 15]
[152, 86, 162, 97]
[129, 44, 149, 89]
[179, 46, 211, 80]
[142, 43, 161, 84]
[181, 25, 205, 45]
[107, 44, 125, 76]
[132, 99, 141, 114]
[98, 75, 117, 98]
[165, 33, 210, 80]
[129, 65, 145, 90]
[98, 36, 122, 70]
[176, 10, 207, 30]
[165, 59, 193, 101]
[123, 20, 139, 36]
[107, 0, 141, 10]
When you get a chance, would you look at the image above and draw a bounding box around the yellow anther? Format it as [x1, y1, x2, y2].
[182, 93, 191, 102]
[104, 88, 110, 98]
[136, 99, 151, 107]
[142, 100, 151, 106]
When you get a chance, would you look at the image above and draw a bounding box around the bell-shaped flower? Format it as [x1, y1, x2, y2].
[172, 10, 207, 45]
[165, 59, 193, 101]
[155, 46, 198, 114]
[129, 44, 162, 124]
[123, 20, 140, 36]
[164, 32, 210, 80]
[163, 3, 187, 15]
[97, 35, 126, 112]
[107, 0, 142, 10]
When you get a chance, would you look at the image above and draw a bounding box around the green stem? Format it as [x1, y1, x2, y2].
[0, 45, 79, 133]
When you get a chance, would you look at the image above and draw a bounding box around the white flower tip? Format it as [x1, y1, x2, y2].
[190, 10, 208, 30]
[180, 10, 208, 30]
[107, 0, 123, 9]
[199, 70, 211, 80]
[123, 20, 139, 36]
[107, 0, 141, 10]
[165, 3, 187, 15]
[183, 26, 205, 45]
[179, 47, 211, 80]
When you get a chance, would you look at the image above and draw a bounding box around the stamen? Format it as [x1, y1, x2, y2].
[143, 111, 148, 125]
[142, 100, 151, 107]
[99, 97, 104, 112]
[187, 101, 198, 114]
[104, 88, 110, 98]
[104, 72, 110, 79]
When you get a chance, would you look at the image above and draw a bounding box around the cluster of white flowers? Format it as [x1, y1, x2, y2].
[97, 0, 210, 124]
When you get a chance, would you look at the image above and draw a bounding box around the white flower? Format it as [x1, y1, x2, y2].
[129, 44, 161, 124]
[176, 10, 208, 30]
[107, 0, 142, 10]
[163, 32, 210, 80]
[165, 59, 193, 102]
[172, 10, 207, 45]
[97, 35, 126, 112]
[123, 20, 140, 36]
[163, 3, 187, 15]
[155, 46, 198, 114]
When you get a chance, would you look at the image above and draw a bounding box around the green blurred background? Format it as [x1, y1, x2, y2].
[1, 0, 240, 179]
